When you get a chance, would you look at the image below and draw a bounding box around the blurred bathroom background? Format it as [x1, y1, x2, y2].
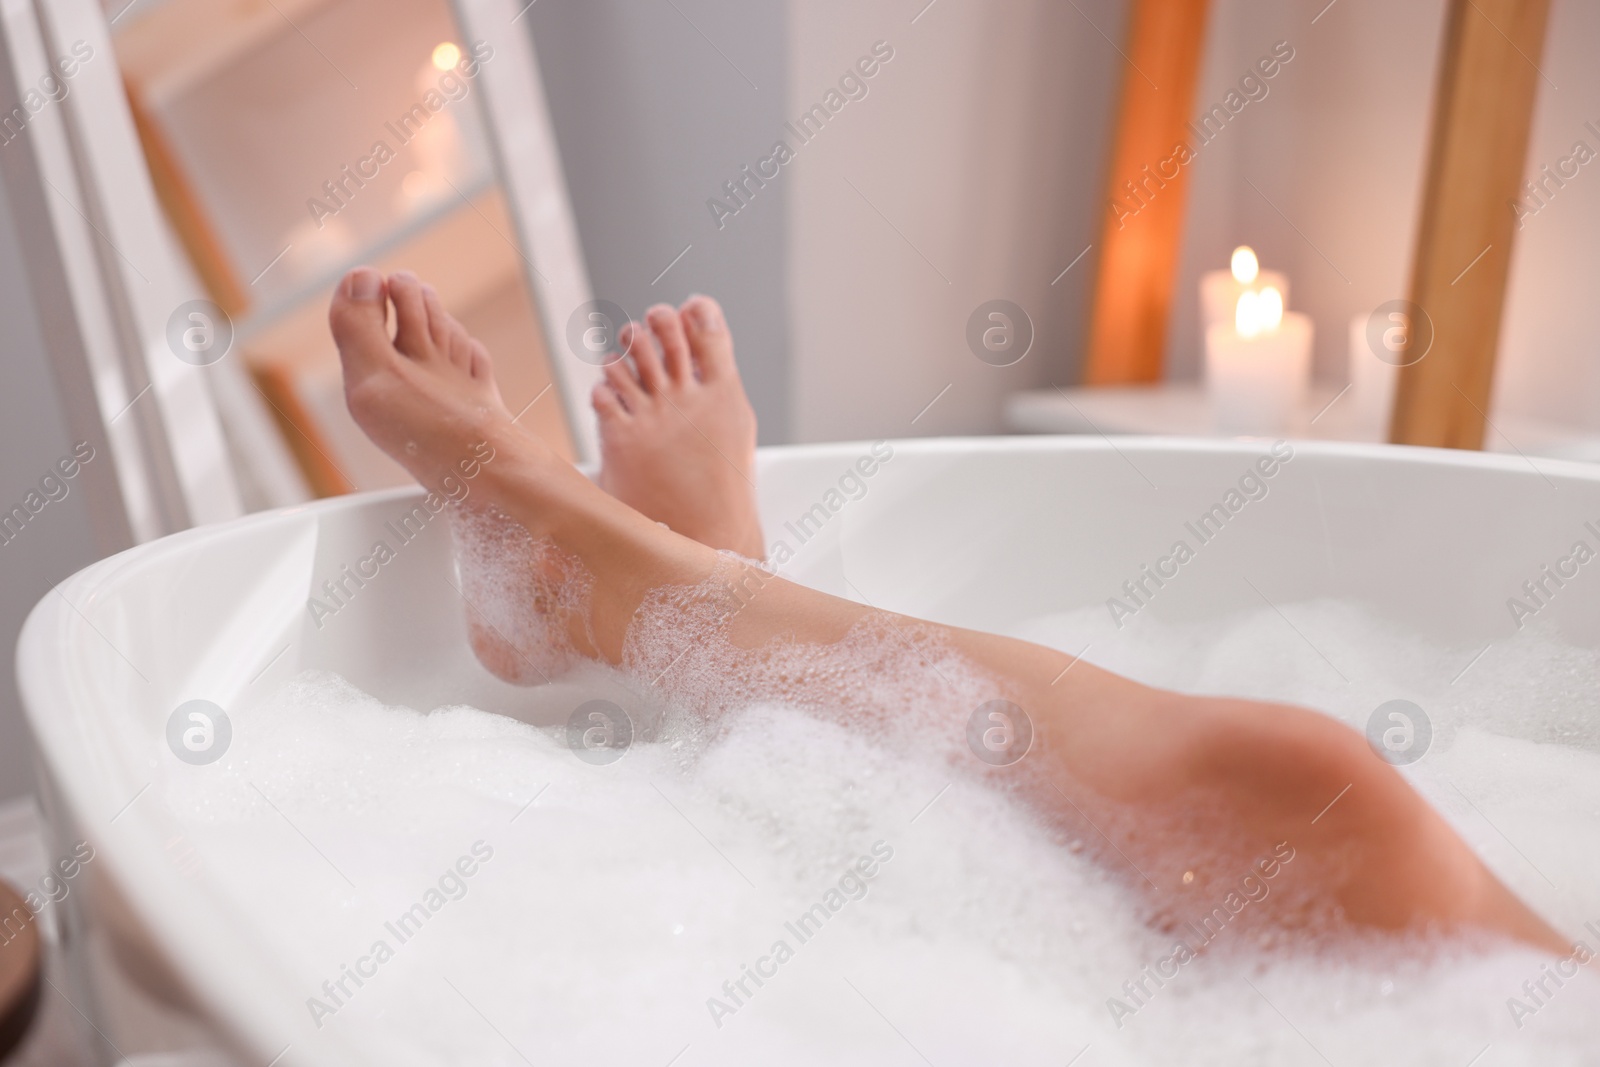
[3, 0, 1600, 804]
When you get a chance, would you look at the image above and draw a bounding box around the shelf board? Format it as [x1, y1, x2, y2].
[112, 0, 339, 104]
[238, 169, 496, 343]
[1006, 383, 1600, 462]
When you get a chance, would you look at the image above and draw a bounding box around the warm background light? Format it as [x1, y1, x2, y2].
[1233, 285, 1283, 338]
[1230, 245, 1259, 285]
[1257, 285, 1283, 330]
[431, 41, 461, 71]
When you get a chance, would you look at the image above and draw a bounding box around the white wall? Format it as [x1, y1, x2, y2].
[528, 0, 793, 442]
[1496, 0, 1600, 431]
[787, 0, 1124, 441]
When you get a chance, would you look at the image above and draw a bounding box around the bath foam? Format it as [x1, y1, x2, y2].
[156, 599, 1600, 1064]
[450, 508, 596, 684]
[622, 551, 1002, 757]
[455, 528, 1009, 762]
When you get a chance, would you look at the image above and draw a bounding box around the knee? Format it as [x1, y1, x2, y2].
[1186, 698, 1402, 820]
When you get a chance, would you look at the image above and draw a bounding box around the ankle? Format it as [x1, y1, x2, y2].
[482, 429, 709, 569]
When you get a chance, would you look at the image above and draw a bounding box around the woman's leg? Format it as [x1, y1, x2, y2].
[328, 266, 1566, 953]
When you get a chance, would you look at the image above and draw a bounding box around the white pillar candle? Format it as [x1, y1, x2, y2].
[1348, 312, 1397, 435]
[1200, 246, 1289, 333]
[1205, 286, 1313, 434]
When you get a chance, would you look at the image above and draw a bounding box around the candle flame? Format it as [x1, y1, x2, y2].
[1231, 245, 1259, 285]
[432, 41, 462, 71]
[1259, 285, 1283, 330]
[1234, 285, 1284, 338]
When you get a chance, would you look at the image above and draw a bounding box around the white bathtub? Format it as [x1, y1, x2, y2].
[15, 437, 1600, 1065]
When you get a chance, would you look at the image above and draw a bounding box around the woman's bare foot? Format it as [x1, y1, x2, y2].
[329, 268, 518, 490]
[329, 266, 707, 677]
[591, 297, 764, 559]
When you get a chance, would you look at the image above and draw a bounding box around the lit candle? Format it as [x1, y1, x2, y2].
[1204, 283, 1313, 433]
[1200, 245, 1290, 333]
[1347, 312, 1401, 435]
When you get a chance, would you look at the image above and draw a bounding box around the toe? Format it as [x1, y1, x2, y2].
[468, 339, 493, 380]
[623, 321, 666, 393]
[603, 360, 646, 410]
[447, 331, 475, 372]
[328, 267, 394, 382]
[420, 283, 454, 354]
[647, 304, 692, 383]
[681, 295, 735, 380]
[426, 291, 475, 373]
[387, 271, 434, 360]
[591, 381, 628, 421]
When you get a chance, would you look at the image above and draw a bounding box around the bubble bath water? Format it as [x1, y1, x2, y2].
[157, 598, 1600, 1065]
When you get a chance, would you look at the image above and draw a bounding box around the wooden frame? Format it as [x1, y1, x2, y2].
[0, 0, 167, 548]
[452, 0, 602, 462]
[130, 0, 600, 472]
[41, 0, 245, 528]
[1081, 0, 1212, 385]
[1389, 0, 1553, 449]
[0, 0, 603, 547]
